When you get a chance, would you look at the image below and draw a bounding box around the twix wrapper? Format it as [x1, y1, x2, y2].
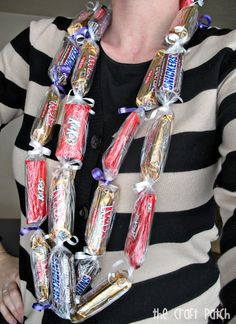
[166, 5, 199, 45]
[71, 39, 100, 96]
[31, 85, 61, 146]
[141, 114, 174, 183]
[136, 50, 164, 110]
[125, 189, 156, 269]
[48, 167, 76, 242]
[71, 270, 132, 323]
[25, 151, 47, 225]
[30, 229, 50, 308]
[85, 183, 119, 256]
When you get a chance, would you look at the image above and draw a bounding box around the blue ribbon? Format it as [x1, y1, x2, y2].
[118, 107, 137, 114]
[20, 226, 40, 236]
[198, 15, 212, 29]
[32, 303, 51, 311]
[92, 168, 111, 185]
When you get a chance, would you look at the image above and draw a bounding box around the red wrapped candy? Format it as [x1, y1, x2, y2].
[25, 151, 47, 225]
[56, 103, 92, 164]
[124, 189, 156, 269]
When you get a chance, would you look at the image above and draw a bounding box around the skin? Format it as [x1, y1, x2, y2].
[0, 0, 180, 323]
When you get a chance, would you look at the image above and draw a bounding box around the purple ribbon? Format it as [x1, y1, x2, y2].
[32, 303, 51, 311]
[118, 107, 137, 114]
[92, 168, 111, 185]
[198, 15, 212, 29]
[70, 27, 90, 44]
[20, 226, 40, 236]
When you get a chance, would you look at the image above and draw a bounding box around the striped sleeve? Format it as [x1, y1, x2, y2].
[0, 27, 30, 130]
[214, 30, 236, 323]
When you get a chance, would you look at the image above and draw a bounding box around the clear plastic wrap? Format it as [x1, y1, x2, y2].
[48, 36, 80, 86]
[124, 189, 156, 269]
[30, 229, 51, 309]
[136, 50, 164, 110]
[74, 253, 100, 301]
[155, 51, 184, 104]
[48, 166, 76, 242]
[56, 102, 93, 164]
[70, 270, 132, 323]
[85, 183, 119, 256]
[67, 9, 94, 36]
[165, 5, 199, 45]
[141, 113, 174, 183]
[71, 39, 100, 96]
[31, 85, 61, 146]
[102, 108, 145, 181]
[25, 151, 47, 225]
[88, 4, 111, 41]
[49, 244, 76, 319]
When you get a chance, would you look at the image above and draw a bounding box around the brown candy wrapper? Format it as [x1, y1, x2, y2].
[71, 270, 132, 323]
[85, 183, 119, 256]
[31, 85, 61, 146]
[166, 5, 199, 45]
[30, 229, 51, 306]
[141, 114, 174, 183]
[71, 39, 100, 96]
[136, 50, 164, 110]
[48, 166, 76, 243]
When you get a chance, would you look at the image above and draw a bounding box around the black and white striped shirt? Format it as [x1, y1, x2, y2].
[0, 16, 236, 323]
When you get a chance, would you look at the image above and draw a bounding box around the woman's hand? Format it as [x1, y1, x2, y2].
[0, 248, 24, 324]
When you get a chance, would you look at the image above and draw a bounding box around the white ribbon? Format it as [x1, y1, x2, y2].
[29, 140, 51, 156]
[108, 259, 134, 284]
[87, 0, 100, 12]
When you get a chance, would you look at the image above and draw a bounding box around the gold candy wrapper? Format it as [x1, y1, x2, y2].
[136, 50, 164, 110]
[166, 5, 199, 45]
[71, 39, 100, 96]
[30, 229, 51, 305]
[85, 183, 119, 256]
[31, 85, 61, 146]
[67, 10, 94, 36]
[49, 167, 76, 242]
[141, 114, 174, 182]
[71, 270, 132, 323]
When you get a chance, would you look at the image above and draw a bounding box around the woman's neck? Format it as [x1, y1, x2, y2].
[101, 0, 180, 63]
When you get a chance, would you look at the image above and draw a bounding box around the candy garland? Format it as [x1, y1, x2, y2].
[19, 0, 208, 321]
[71, 1, 205, 322]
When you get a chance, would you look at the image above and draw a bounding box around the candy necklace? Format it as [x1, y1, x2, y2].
[20, 0, 207, 321]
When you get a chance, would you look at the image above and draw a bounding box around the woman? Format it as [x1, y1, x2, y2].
[0, 0, 235, 323]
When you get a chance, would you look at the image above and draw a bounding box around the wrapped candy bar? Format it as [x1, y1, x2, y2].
[165, 5, 199, 46]
[56, 101, 94, 164]
[71, 39, 100, 96]
[67, 8, 95, 36]
[124, 189, 156, 269]
[71, 270, 132, 323]
[74, 252, 100, 301]
[85, 182, 119, 256]
[49, 244, 76, 319]
[103, 108, 145, 181]
[136, 50, 164, 110]
[141, 113, 174, 183]
[30, 229, 51, 310]
[88, 4, 111, 41]
[155, 51, 184, 104]
[48, 165, 77, 243]
[49, 36, 81, 86]
[31, 85, 61, 146]
[25, 150, 47, 226]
